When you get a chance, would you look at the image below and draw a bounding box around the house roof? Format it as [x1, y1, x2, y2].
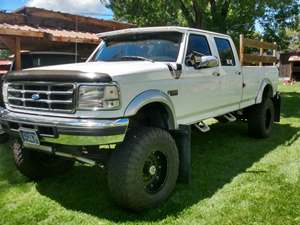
[289, 56, 300, 62]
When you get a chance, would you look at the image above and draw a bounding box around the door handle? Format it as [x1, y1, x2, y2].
[212, 72, 220, 77]
[235, 71, 242, 75]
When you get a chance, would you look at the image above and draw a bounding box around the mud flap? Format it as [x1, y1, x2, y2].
[172, 125, 191, 184]
[273, 92, 281, 122]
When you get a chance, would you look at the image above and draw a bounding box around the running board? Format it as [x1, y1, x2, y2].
[194, 121, 210, 133]
[223, 113, 237, 122]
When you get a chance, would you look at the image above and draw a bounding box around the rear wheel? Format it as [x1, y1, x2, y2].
[247, 98, 275, 138]
[107, 127, 179, 211]
[12, 140, 74, 180]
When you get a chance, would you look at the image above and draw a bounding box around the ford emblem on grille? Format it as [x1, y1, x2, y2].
[31, 93, 40, 101]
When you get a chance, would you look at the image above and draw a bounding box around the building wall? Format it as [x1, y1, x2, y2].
[279, 52, 300, 78]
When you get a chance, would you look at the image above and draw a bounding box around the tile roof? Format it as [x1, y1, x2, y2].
[0, 23, 100, 44]
[40, 28, 100, 44]
[0, 23, 40, 33]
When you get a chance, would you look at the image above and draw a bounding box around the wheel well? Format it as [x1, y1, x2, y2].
[130, 102, 174, 130]
[262, 84, 273, 100]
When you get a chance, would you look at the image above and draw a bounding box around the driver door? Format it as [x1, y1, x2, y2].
[176, 33, 222, 123]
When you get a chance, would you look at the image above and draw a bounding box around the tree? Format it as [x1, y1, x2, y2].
[102, 0, 299, 49]
[0, 49, 10, 59]
[259, 3, 299, 49]
[286, 21, 300, 50]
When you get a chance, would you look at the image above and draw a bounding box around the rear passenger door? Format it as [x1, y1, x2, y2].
[214, 37, 242, 108]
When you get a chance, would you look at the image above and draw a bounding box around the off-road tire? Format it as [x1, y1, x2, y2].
[248, 98, 275, 138]
[12, 140, 74, 180]
[107, 127, 179, 211]
[0, 132, 9, 143]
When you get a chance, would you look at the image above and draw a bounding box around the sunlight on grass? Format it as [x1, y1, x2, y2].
[0, 83, 300, 225]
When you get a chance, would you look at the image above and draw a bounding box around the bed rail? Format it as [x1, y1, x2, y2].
[239, 34, 277, 66]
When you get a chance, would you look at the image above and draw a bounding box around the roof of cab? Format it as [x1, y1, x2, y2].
[97, 26, 230, 38]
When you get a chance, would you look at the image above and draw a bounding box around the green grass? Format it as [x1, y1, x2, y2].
[1, 83, 300, 225]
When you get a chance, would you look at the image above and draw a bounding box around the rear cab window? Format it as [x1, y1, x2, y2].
[214, 37, 236, 66]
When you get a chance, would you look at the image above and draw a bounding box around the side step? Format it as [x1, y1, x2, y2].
[223, 113, 237, 122]
[194, 121, 210, 133]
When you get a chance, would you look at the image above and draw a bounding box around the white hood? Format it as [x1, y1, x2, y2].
[26, 61, 171, 77]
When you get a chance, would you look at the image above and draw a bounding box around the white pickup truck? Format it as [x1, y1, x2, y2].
[0, 27, 280, 211]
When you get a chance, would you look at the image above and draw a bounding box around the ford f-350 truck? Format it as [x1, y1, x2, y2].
[0, 27, 280, 211]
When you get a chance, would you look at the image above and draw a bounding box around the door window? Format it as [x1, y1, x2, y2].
[214, 37, 236, 66]
[185, 34, 211, 66]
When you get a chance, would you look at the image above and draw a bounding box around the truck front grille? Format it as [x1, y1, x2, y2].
[7, 82, 76, 113]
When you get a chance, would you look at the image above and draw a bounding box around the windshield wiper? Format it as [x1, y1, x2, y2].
[119, 56, 155, 63]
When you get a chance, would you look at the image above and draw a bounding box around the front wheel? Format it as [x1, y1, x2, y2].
[247, 98, 275, 138]
[107, 127, 179, 211]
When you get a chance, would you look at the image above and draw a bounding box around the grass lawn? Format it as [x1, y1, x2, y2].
[0, 83, 300, 225]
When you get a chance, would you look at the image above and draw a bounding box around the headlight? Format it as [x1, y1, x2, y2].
[78, 85, 120, 110]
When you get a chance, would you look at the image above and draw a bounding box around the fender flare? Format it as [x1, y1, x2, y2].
[255, 79, 274, 104]
[124, 90, 177, 129]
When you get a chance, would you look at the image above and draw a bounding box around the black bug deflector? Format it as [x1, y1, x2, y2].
[4, 70, 112, 83]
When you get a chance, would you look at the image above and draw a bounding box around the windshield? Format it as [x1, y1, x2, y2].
[92, 32, 182, 62]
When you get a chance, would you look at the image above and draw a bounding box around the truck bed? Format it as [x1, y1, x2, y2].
[241, 65, 278, 108]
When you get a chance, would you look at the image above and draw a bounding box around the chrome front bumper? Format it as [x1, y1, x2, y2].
[0, 107, 129, 146]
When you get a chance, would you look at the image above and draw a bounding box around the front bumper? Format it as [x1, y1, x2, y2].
[0, 107, 129, 146]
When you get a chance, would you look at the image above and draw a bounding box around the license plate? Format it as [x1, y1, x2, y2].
[20, 129, 40, 145]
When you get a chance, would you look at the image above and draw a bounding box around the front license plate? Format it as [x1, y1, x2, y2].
[20, 129, 40, 145]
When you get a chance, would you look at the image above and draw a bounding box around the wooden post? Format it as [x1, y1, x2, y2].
[259, 39, 263, 67]
[240, 34, 244, 66]
[273, 42, 277, 66]
[15, 37, 21, 71]
[290, 62, 294, 80]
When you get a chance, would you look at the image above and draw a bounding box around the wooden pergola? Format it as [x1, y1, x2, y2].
[0, 7, 134, 71]
[0, 23, 100, 70]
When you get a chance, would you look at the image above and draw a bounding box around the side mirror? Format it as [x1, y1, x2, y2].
[196, 56, 219, 69]
[186, 51, 219, 69]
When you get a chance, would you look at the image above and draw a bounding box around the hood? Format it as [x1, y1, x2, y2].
[5, 61, 172, 83]
[28, 61, 171, 77]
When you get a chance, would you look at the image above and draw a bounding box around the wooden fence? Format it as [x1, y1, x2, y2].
[239, 34, 277, 66]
